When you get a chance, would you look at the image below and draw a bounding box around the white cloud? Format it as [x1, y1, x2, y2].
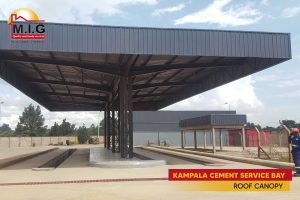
[0, 79, 103, 129]
[152, 3, 185, 17]
[175, 0, 263, 26]
[260, 0, 269, 5]
[253, 74, 279, 82]
[274, 79, 300, 88]
[275, 90, 300, 98]
[163, 76, 264, 123]
[282, 6, 300, 18]
[0, 0, 157, 24]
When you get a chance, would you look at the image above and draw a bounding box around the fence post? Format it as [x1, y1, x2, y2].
[281, 125, 291, 162]
[255, 127, 261, 158]
[242, 128, 246, 151]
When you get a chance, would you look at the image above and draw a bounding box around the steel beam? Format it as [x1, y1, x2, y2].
[0, 54, 120, 75]
[156, 58, 281, 110]
[49, 100, 104, 108]
[41, 92, 107, 101]
[0, 61, 49, 109]
[28, 79, 112, 93]
[130, 60, 241, 75]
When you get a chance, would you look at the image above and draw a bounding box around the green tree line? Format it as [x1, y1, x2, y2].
[0, 104, 104, 139]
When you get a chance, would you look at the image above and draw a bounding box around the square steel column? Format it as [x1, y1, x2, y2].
[194, 130, 197, 149]
[128, 77, 133, 158]
[104, 110, 106, 148]
[219, 129, 223, 151]
[212, 127, 216, 153]
[106, 103, 111, 149]
[118, 75, 133, 158]
[119, 77, 125, 157]
[204, 131, 207, 149]
[181, 130, 184, 149]
[117, 109, 120, 153]
[111, 110, 116, 153]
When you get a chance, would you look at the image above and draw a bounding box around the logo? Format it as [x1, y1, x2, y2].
[8, 8, 46, 40]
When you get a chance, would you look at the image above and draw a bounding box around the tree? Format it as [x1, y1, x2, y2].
[262, 126, 277, 131]
[0, 123, 11, 132]
[15, 104, 46, 135]
[77, 125, 89, 144]
[59, 119, 75, 135]
[280, 120, 296, 129]
[49, 122, 60, 136]
[87, 124, 98, 135]
[245, 122, 261, 130]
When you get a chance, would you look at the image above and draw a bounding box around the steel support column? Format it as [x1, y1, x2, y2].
[204, 131, 206, 149]
[219, 129, 223, 151]
[128, 77, 133, 158]
[119, 76, 126, 157]
[181, 130, 184, 149]
[117, 109, 120, 153]
[106, 103, 111, 149]
[118, 75, 133, 158]
[194, 130, 197, 149]
[212, 127, 216, 153]
[112, 110, 116, 152]
[104, 110, 107, 148]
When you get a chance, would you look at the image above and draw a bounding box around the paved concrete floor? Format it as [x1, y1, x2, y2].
[0, 145, 299, 200]
[134, 148, 202, 165]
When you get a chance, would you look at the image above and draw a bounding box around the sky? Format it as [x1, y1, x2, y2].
[0, 0, 299, 129]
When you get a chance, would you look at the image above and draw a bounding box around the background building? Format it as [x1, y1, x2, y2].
[133, 110, 239, 146]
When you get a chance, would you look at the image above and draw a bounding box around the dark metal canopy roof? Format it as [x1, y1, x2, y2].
[0, 21, 291, 111]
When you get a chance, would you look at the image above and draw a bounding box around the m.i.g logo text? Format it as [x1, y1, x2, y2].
[8, 8, 46, 40]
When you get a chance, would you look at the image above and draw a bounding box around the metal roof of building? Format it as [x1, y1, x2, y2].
[133, 110, 236, 132]
[179, 114, 247, 130]
[0, 21, 292, 111]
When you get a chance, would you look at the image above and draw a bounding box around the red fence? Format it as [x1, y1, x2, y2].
[229, 129, 271, 147]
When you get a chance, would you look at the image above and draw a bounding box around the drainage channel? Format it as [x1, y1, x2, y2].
[33, 149, 76, 170]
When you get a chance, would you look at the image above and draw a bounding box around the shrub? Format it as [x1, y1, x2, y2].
[78, 126, 90, 144]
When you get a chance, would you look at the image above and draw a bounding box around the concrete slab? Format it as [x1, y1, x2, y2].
[89, 147, 166, 168]
[0, 146, 299, 200]
[134, 148, 200, 165]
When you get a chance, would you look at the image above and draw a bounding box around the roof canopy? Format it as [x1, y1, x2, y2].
[179, 114, 247, 130]
[0, 21, 291, 111]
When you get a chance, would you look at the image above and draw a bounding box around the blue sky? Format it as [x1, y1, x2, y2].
[0, 0, 300, 129]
